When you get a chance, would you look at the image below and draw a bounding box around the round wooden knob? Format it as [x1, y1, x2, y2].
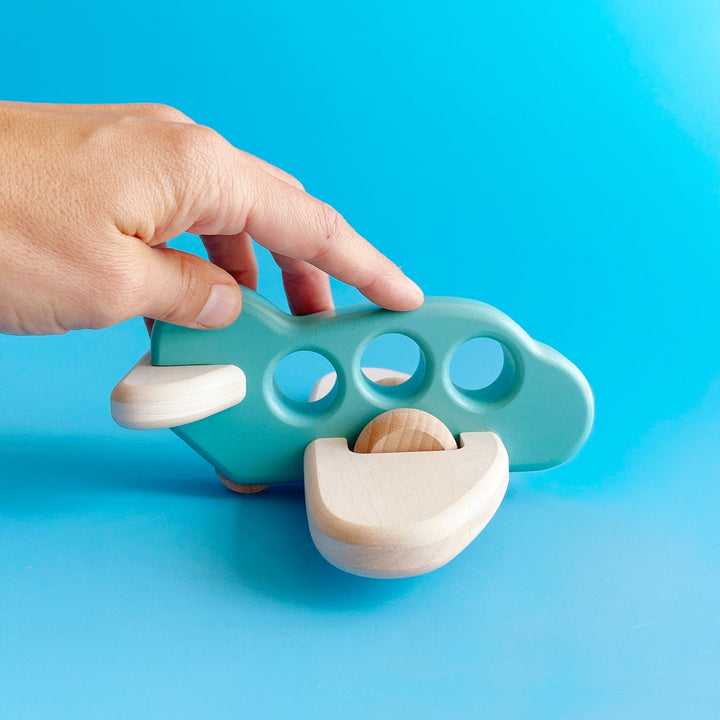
[353, 408, 458, 454]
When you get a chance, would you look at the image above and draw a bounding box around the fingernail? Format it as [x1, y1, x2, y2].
[405, 276, 424, 300]
[196, 285, 241, 328]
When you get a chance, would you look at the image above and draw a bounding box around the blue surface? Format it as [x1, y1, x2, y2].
[1, 1, 719, 717]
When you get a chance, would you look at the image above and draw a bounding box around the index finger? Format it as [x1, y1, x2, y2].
[242, 169, 424, 312]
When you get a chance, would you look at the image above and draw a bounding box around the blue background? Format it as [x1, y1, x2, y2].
[1, 0, 719, 717]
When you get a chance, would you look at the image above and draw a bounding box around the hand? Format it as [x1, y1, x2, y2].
[0, 101, 423, 335]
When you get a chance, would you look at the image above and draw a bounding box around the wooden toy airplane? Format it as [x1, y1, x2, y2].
[111, 289, 594, 578]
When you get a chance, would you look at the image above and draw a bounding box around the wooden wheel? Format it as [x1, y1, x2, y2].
[216, 471, 269, 495]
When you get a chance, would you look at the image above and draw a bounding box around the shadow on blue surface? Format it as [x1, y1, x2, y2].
[0, 431, 431, 608]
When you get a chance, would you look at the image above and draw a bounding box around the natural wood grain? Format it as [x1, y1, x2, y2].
[216, 471, 269, 495]
[111, 352, 246, 430]
[305, 422, 509, 578]
[353, 408, 458, 454]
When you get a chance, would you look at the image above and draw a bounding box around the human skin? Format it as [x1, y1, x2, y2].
[0, 101, 423, 335]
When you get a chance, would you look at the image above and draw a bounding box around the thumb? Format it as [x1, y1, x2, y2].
[139, 246, 242, 329]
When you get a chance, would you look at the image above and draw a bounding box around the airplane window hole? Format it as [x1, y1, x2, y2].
[360, 333, 423, 386]
[449, 337, 506, 391]
[273, 351, 337, 403]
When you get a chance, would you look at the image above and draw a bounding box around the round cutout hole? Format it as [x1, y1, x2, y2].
[360, 333, 423, 386]
[273, 351, 337, 403]
[450, 337, 506, 391]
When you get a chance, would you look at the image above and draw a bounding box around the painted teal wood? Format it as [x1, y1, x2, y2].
[151, 289, 594, 485]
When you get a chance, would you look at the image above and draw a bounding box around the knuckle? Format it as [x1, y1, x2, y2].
[165, 123, 226, 180]
[158, 125, 243, 234]
[161, 250, 202, 319]
[307, 203, 346, 267]
[319, 202, 345, 244]
[167, 122, 212, 159]
[130, 124, 224, 214]
[128, 102, 192, 124]
[174, 250, 200, 293]
[308, 203, 349, 266]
